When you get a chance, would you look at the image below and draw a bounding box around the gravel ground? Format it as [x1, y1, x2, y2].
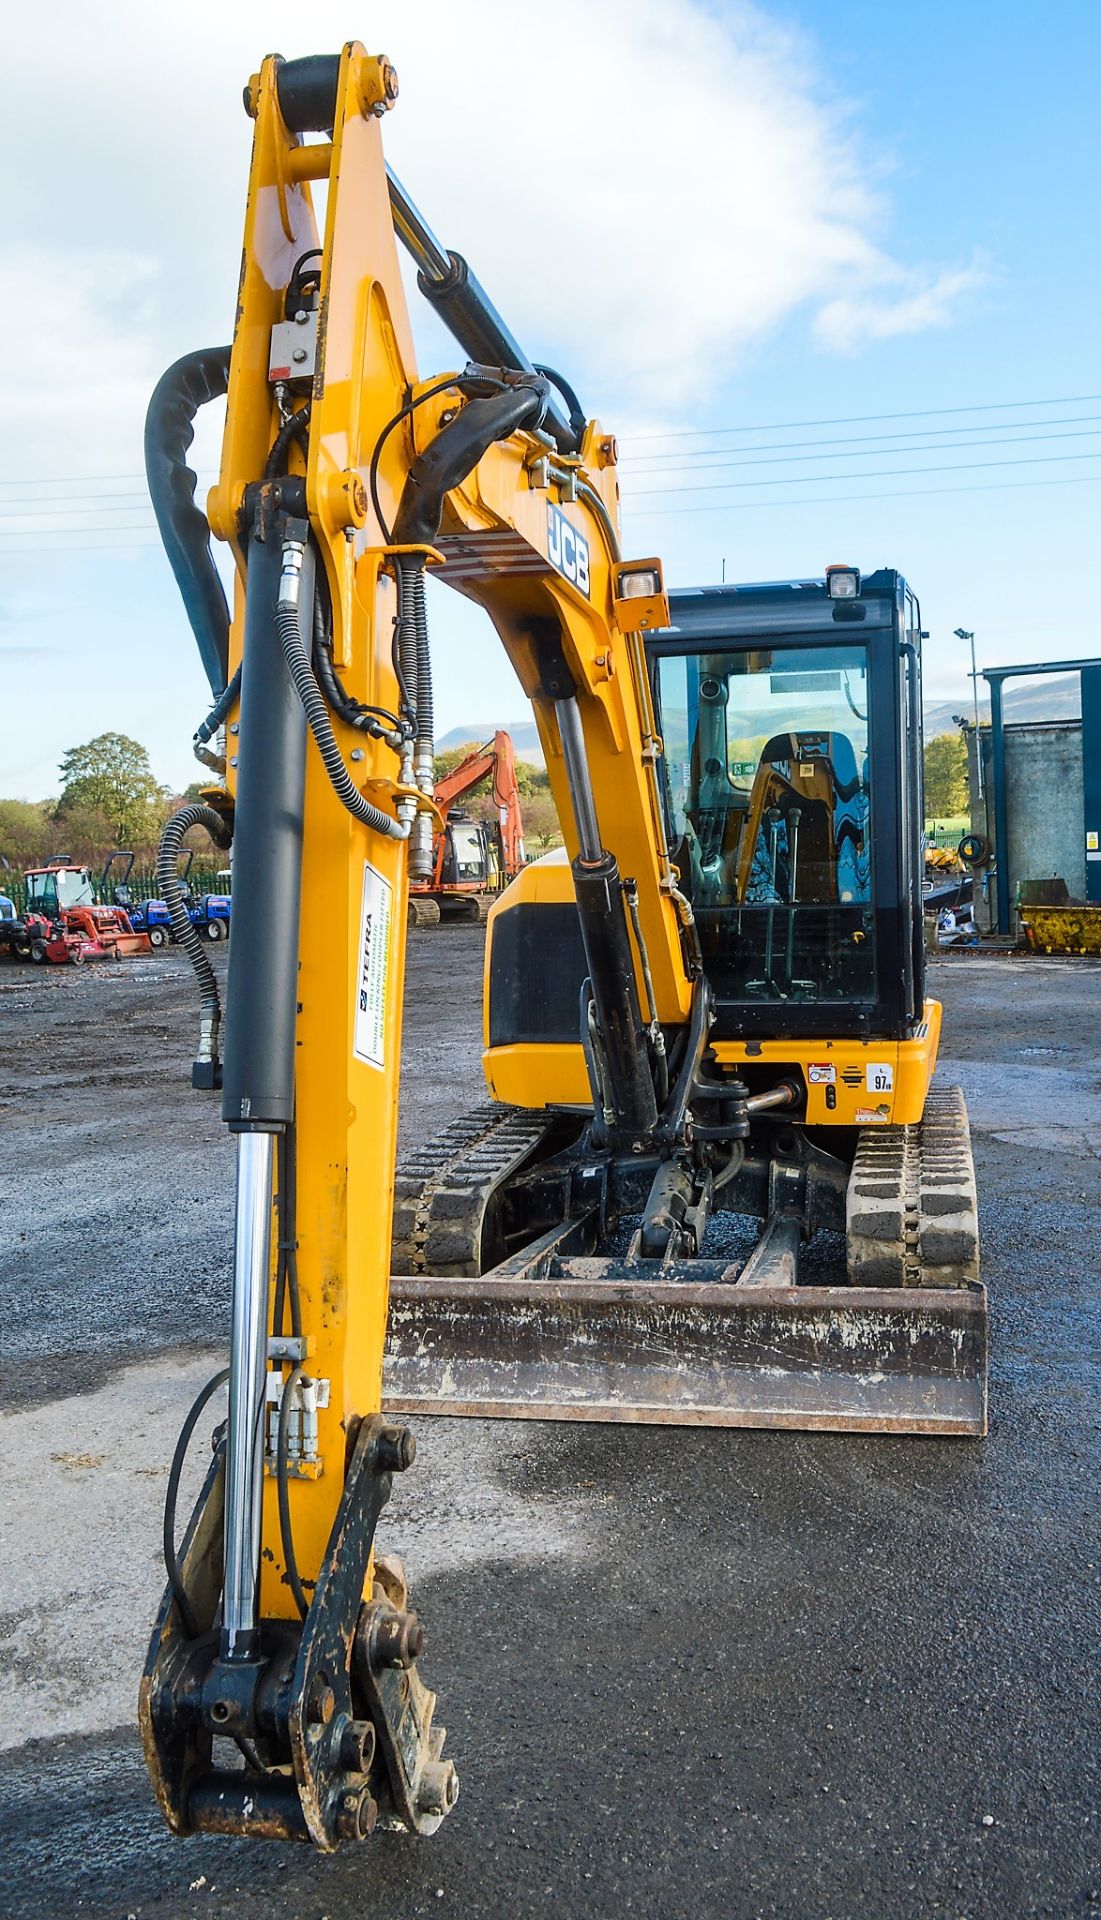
[0, 939, 1098, 1920]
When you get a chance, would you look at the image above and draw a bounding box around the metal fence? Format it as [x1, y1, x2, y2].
[3, 860, 230, 915]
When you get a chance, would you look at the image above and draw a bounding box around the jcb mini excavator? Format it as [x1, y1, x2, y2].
[409, 728, 526, 924]
[141, 45, 984, 1855]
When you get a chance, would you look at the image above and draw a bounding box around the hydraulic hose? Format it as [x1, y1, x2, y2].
[396, 554, 433, 743]
[310, 588, 407, 745]
[194, 664, 242, 746]
[157, 802, 233, 1085]
[390, 379, 547, 875]
[264, 400, 312, 480]
[276, 540, 405, 839]
[391, 382, 548, 549]
[145, 348, 232, 696]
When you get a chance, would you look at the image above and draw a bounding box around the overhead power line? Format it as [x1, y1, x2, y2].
[622, 416, 1101, 472]
[3, 470, 1100, 552]
[622, 425, 1101, 480]
[624, 449, 1101, 500]
[622, 472, 1101, 517]
[622, 393, 1101, 444]
[0, 468, 217, 491]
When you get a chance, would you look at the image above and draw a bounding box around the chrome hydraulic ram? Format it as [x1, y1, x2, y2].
[219, 517, 314, 1660]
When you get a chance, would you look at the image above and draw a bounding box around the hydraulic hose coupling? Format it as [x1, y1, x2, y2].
[409, 811, 435, 881]
[407, 741, 436, 880]
[278, 536, 307, 610]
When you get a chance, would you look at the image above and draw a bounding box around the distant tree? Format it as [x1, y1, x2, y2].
[923, 732, 969, 818]
[56, 732, 169, 849]
[44, 800, 119, 868]
[0, 798, 54, 870]
[522, 793, 563, 851]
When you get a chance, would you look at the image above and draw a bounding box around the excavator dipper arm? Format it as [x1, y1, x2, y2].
[141, 42, 680, 1852]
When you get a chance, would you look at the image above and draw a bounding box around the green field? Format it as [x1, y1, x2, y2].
[924, 815, 969, 850]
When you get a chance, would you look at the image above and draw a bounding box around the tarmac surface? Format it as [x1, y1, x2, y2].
[0, 937, 1098, 1919]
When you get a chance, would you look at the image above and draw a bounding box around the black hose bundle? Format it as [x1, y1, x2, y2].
[157, 802, 233, 1083]
[311, 589, 407, 742]
[275, 586, 401, 838]
[388, 379, 548, 763]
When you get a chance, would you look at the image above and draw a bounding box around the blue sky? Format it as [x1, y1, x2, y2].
[2, 0, 1098, 797]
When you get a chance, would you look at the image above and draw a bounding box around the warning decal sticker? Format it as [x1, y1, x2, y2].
[353, 860, 393, 1070]
[808, 1063, 836, 1085]
[865, 1061, 894, 1093]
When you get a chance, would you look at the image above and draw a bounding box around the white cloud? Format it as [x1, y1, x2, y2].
[5, 249, 162, 487]
[814, 258, 990, 353]
[6, 0, 982, 438]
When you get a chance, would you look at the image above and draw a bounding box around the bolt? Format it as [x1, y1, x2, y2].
[333, 1785, 378, 1841]
[229, 755, 238, 768]
[292, 347, 308, 364]
[229, 722, 239, 735]
[417, 1760, 459, 1817]
[295, 309, 310, 325]
[350, 748, 364, 762]
[357, 1601, 424, 1671]
[308, 1680, 336, 1727]
[376, 1424, 416, 1473]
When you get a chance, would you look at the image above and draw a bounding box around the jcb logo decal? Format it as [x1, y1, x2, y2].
[546, 503, 590, 597]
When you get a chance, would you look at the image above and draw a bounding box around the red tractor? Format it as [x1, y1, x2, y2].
[16, 854, 155, 964]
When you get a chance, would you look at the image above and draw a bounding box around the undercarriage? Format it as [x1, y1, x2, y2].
[387, 1087, 985, 1434]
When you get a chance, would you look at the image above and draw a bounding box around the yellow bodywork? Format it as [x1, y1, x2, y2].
[483, 852, 940, 1125]
[205, 44, 694, 1622]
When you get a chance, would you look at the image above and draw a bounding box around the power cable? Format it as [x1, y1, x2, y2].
[623, 392, 1101, 444]
[621, 419, 1101, 473]
[0, 468, 218, 491]
[622, 471, 1101, 517]
[624, 448, 1101, 500]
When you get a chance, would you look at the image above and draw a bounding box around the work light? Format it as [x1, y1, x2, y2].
[826, 564, 861, 599]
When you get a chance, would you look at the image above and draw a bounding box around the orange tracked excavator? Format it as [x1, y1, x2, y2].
[409, 728, 526, 924]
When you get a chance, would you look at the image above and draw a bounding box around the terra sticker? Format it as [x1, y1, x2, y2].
[353, 860, 393, 1070]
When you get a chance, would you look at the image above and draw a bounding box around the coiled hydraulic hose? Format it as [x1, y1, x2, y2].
[276, 539, 406, 839]
[157, 802, 233, 1079]
[194, 664, 242, 746]
[396, 554, 433, 744]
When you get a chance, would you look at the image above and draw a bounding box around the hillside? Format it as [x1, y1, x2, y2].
[436, 720, 546, 765]
[440, 675, 1085, 758]
[923, 674, 1081, 738]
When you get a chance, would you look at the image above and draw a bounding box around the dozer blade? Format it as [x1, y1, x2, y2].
[384, 1241, 988, 1436]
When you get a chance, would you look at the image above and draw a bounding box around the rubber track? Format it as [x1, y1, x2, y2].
[846, 1084, 979, 1288]
[391, 1103, 552, 1277]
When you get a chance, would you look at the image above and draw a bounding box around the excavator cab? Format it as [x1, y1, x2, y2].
[652, 572, 923, 1030]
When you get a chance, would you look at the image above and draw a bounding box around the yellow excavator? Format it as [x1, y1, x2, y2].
[141, 44, 984, 1854]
